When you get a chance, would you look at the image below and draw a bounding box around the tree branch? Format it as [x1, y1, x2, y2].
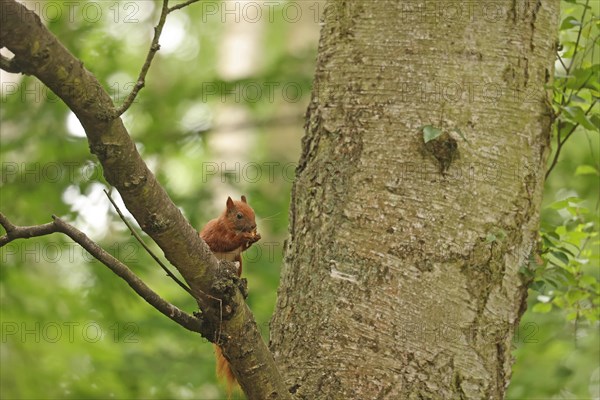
[0, 214, 55, 245]
[556, 52, 567, 72]
[168, 0, 201, 13]
[112, 0, 170, 117]
[112, 0, 201, 117]
[103, 189, 225, 343]
[103, 189, 193, 296]
[0, 54, 22, 73]
[0, 213, 204, 334]
[0, 1, 290, 398]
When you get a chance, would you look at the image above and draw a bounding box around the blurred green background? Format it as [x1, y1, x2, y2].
[0, 1, 597, 399]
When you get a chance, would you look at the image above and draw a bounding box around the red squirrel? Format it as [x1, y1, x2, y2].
[199, 195, 260, 392]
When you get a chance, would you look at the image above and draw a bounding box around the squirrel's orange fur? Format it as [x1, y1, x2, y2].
[199, 195, 260, 393]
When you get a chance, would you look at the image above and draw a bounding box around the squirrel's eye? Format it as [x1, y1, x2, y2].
[236, 213, 243, 219]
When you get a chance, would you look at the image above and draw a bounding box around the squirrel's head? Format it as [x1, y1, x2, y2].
[224, 195, 257, 233]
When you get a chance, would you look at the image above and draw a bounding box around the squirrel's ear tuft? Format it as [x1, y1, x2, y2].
[241, 195, 247, 203]
[226, 196, 234, 209]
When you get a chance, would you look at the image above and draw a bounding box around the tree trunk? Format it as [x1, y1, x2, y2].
[270, 1, 559, 398]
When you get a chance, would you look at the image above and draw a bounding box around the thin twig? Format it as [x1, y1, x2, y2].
[559, 100, 597, 146]
[566, 73, 593, 106]
[168, 0, 201, 13]
[583, 116, 599, 170]
[556, 52, 568, 72]
[579, 32, 599, 62]
[567, 32, 599, 104]
[546, 1, 596, 180]
[567, 0, 589, 76]
[112, 0, 201, 118]
[103, 189, 193, 296]
[0, 212, 204, 334]
[565, 26, 596, 106]
[112, 0, 170, 118]
[546, 100, 598, 179]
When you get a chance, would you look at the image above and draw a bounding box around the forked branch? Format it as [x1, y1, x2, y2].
[112, 0, 201, 117]
[0, 213, 203, 334]
[103, 189, 193, 295]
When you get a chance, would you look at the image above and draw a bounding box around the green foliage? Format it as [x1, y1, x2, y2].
[508, 310, 599, 399]
[546, 0, 599, 182]
[508, 1, 599, 398]
[533, 0, 599, 327]
[534, 197, 599, 323]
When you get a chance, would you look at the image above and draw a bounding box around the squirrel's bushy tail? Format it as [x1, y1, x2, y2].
[215, 344, 237, 396]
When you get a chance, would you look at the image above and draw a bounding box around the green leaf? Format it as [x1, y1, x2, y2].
[582, 222, 597, 233]
[549, 197, 583, 210]
[530, 280, 545, 292]
[544, 266, 576, 286]
[580, 274, 598, 288]
[557, 246, 577, 257]
[560, 16, 580, 30]
[561, 106, 596, 130]
[553, 296, 567, 308]
[566, 311, 579, 321]
[532, 302, 552, 313]
[582, 308, 598, 322]
[575, 165, 599, 176]
[566, 289, 589, 303]
[557, 121, 576, 135]
[569, 94, 586, 103]
[565, 66, 600, 91]
[551, 250, 569, 265]
[542, 235, 553, 249]
[543, 275, 561, 288]
[422, 125, 443, 143]
[542, 236, 555, 249]
[519, 265, 535, 277]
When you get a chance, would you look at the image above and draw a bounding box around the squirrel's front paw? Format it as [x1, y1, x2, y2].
[242, 230, 261, 248]
[250, 231, 261, 243]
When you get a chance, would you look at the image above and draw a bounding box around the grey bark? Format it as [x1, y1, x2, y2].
[270, 1, 559, 399]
